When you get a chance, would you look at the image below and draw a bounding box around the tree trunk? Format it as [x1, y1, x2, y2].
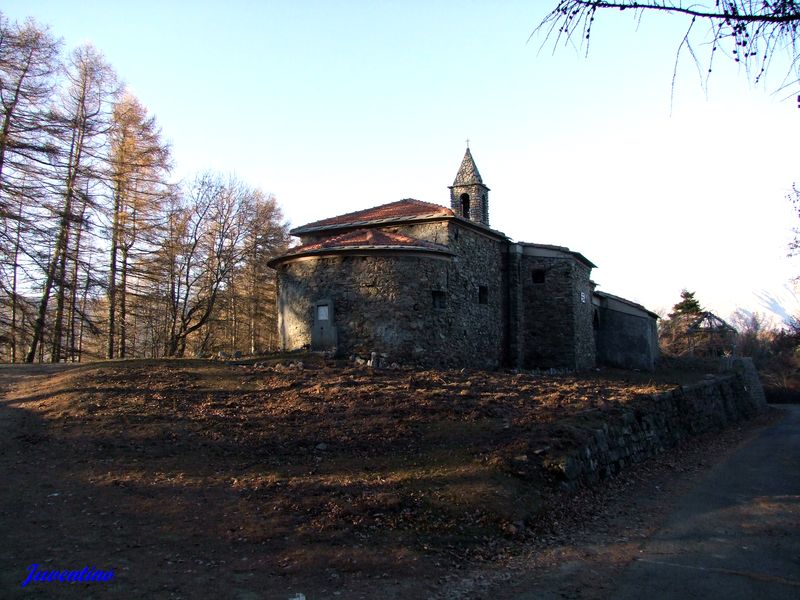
[78, 274, 90, 362]
[26, 101, 85, 363]
[50, 222, 70, 363]
[67, 195, 87, 363]
[119, 245, 129, 357]
[10, 194, 24, 362]
[107, 189, 120, 359]
[230, 287, 237, 353]
[26, 212, 68, 363]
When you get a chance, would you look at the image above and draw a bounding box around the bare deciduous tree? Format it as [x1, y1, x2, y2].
[215, 191, 288, 355]
[0, 11, 287, 364]
[106, 91, 170, 358]
[159, 174, 253, 357]
[245, 192, 289, 353]
[0, 14, 60, 361]
[25, 44, 118, 363]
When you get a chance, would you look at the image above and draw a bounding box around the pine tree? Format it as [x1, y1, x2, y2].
[669, 289, 703, 318]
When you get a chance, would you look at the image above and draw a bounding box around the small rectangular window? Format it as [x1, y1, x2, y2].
[532, 269, 546, 284]
[432, 290, 447, 309]
[478, 285, 488, 304]
[317, 305, 329, 321]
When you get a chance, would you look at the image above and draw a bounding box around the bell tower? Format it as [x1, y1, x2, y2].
[449, 146, 490, 226]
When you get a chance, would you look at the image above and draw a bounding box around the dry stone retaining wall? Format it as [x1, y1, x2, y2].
[544, 359, 767, 489]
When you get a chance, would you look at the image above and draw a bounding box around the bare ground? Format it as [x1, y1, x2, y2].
[0, 358, 772, 599]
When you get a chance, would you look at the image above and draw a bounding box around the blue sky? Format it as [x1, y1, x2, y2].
[6, 1, 799, 320]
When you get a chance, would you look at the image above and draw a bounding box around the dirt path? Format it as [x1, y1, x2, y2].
[448, 406, 795, 600]
[610, 404, 800, 599]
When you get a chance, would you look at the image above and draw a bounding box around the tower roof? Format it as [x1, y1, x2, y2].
[452, 147, 484, 187]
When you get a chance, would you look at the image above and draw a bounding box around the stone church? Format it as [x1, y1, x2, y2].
[269, 149, 658, 371]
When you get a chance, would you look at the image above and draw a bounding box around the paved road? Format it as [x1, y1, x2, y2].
[611, 405, 800, 599]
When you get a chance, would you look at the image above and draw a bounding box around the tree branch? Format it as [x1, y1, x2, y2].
[556, 1, 800, 24]
[535, 1, 800, 95]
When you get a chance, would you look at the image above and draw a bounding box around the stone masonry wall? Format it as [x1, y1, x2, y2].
[520, 255, 575, 368]
[542, 362, 767, 489]
[595, 307, 659, 371]
[439, 222, 506, 367]
[380, 221, 450, 246]
[572, 262, 596, 369]
[520, 255, 596, 369]
[279, 254, 447, 361]
[276, 221, 506, 368]
[504, 246, 523, 369]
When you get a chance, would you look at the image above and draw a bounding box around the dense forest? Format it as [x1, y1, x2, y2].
[0, 13, 289, 362]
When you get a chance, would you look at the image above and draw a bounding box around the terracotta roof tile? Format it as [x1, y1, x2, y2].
[292, 199, 454, 233]
[268, 229, 453, 266]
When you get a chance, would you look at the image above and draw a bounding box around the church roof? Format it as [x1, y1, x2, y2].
[451, 147, 484, 187]
[593, 291, 660, 319]
[519, 242, 597, 269]
[269, 228, 453, 266]
[291, 199, 454, 235]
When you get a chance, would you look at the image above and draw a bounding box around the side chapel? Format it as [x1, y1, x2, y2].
[269, 149, 659, 370]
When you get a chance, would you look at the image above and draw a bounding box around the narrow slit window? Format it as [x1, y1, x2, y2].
[478, 285, 488, 304]
[432, 290, 447, 309]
